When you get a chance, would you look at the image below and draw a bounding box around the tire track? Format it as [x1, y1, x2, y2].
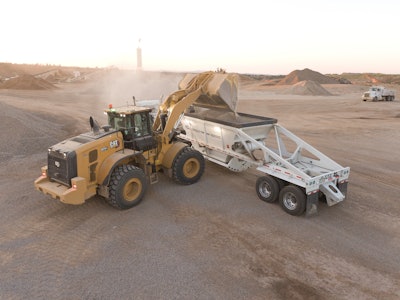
[183, 208, 400, 299]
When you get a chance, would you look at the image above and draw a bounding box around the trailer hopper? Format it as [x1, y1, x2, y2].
[179, 109, 350, 216]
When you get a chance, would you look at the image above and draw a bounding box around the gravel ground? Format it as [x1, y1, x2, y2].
[0, 72, 399, 299]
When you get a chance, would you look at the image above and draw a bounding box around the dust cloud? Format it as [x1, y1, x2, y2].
[90, 69, 183, 105]
[79, 69, 184, 123]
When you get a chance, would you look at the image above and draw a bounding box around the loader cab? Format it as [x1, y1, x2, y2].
[106, 105, 157, 151]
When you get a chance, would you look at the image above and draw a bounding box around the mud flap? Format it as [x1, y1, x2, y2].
[338, 181, 348, 198]
[306, 193, 319, 217]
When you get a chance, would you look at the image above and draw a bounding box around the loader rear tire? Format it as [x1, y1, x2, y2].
[256, 175, 279, 203]
[107, 165, 146, 209]
[172, 147, 205, 185]
[279, 185, 306, 216]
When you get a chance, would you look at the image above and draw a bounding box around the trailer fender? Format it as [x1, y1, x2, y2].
[97, 149, 139, 186]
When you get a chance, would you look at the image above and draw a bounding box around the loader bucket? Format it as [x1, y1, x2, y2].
[179, 72, 238, 112]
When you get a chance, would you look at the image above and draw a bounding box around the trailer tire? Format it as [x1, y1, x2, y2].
[172, 147, 205, 185]
[256, 175, 280, 203]
[279, 185, 306, 216]
[107, 165, 146, 209]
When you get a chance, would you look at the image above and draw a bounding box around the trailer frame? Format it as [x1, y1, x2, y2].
[179, 110, 350, 216]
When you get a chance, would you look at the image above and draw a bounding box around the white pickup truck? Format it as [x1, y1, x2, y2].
[362, 86, 395, 101]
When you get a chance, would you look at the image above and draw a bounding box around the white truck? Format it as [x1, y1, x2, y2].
[362, 86, 395, 101]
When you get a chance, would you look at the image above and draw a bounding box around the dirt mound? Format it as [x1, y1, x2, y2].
[363, 74, 379, 84]
[280, 80, 332, 96]
[0, 75, 57, 90]
[278, 68, 340, 85]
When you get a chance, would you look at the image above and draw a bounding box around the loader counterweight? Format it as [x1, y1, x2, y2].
[34, 167, 87, 205]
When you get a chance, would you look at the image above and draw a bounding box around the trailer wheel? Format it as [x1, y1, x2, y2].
[107, 165, 146, 209]
[279, 185, 306, 216]
[172, 147, 205, 185]
[256, 175, 280, 203]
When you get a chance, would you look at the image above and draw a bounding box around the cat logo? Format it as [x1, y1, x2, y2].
[110, 140, 120, 149]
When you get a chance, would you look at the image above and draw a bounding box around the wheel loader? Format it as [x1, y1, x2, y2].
[34, 71, 238, 209]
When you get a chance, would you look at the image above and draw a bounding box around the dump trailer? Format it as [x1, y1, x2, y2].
[178, 109, 350, 216]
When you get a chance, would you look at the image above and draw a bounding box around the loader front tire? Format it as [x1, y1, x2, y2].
[256, 175, 279, 203]
[107, 165, 146, 209]
[172, 147, 205, 185]
[279, 185, 306, 216]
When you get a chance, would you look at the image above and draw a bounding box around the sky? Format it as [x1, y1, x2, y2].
[2, 0, 400, 74]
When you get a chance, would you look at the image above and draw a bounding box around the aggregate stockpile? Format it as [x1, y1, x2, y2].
[34, 71, 349, 216]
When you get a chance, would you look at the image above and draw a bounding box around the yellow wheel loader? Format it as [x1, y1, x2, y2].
[34, 71, 238, 209]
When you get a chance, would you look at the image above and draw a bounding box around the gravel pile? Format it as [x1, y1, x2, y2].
[277, 68, 340, 85]
[0, 102, 71, 163]
[0, 75, 57, 90]
[279, 80, 332, 96]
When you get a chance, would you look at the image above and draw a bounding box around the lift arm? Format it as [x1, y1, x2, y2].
[152, 71, 238, 144]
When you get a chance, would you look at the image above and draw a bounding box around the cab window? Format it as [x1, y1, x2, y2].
[108, 115, 125, 130]
[133, 113, 150, 137]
